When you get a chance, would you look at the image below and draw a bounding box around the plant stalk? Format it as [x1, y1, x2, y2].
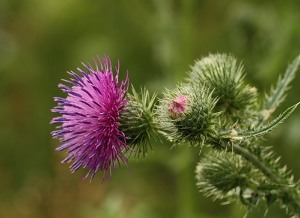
[229, 143, 300, 215]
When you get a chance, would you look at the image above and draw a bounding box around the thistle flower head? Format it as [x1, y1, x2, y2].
[157, 83, 220, 146]
[189, 54, 258, 123]
[50, 55, 129, 181]
[195, 151, 254, 204]
[196, 151, 250, 193]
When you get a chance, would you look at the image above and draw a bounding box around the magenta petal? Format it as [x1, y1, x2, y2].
[51, 55, 130, 181]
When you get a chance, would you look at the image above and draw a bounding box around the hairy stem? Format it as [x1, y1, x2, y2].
[228, 143, 300, 214]
[231, 144, 280, 183]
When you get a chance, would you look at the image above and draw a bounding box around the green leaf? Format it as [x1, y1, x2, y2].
[264, 55, 300, 116]
[221, 102, 300, 139]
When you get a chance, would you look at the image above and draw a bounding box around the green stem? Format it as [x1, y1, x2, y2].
[228, 143, 300, 214]
[231, 144, 280, 184]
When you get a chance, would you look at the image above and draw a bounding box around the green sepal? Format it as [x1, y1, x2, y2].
[120, 86, 158, 157]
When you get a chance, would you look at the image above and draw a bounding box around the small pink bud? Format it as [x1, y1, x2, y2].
[168, 95, 189, 117]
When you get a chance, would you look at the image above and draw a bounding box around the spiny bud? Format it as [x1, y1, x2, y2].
[189, 54, 258, 123]
[120, 87, 158, 157]
[196, 151, 252, 201]
[157, 84, 220, 146]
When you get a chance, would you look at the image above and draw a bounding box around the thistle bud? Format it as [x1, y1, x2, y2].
[189, 54, 258, 123]
[120, 87, 158, 157]
[157, 84, 220, 146]
[195, 151, 253, 203]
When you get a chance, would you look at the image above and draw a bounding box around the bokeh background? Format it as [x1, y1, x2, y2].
[1, 0, 300, 217]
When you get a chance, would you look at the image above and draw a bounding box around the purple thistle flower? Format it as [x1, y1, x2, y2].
[50, 55, 130, 181]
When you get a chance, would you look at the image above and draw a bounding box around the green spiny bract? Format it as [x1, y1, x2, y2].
[189, 54, 258, 125]
[196, 151, 249, 191]
[157, 83, 221, 147]
[196, 151, 257, 203]
[120, 87, 158, 157]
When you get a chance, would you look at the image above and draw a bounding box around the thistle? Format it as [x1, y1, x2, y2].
[50, 56, 130, 180]
[50, 56, 157, 181]
[157, 84, 220, 147]
[50, 53, 300, 216]
[196, 151, 256, 204]
[189, 54, 258, 125]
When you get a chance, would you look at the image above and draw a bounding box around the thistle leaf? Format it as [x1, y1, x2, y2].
[263, 55, 300, 118]
[221, 102, 300, 139]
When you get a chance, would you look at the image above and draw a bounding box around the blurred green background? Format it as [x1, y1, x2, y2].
[1, 0, 300, 217]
